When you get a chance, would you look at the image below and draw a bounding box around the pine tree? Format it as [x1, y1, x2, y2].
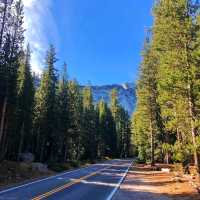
[132, 37, 162, 165]
[82, 86, 97, 161]
[110, 89, 120, 156]
[110, 89, 132, 158]
[97, 99, 117, 158]
[16, 44, 34, 158]
[152, 0, 200, 169]
[67, 80, 83, 161]
[118, 107, 132, 158]
[34, 45, 57, 162]
[0, 0, 24, 159]
[56, 63, 68, 162]
[97, 99, 107, 158]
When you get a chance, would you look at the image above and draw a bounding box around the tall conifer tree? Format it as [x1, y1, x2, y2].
[67, 80, 83, 160]
[34, 45, 57, 162]
[0, 0, 24, 159]
[82, 87, 97, 161]
[16, 44, 34, 158]
[56, 63, 68, 162]
[152, 0, 200, 169]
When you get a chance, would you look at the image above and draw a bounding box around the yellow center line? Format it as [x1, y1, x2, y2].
[31, 166, 111, 200]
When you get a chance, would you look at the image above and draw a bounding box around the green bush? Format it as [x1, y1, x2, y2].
[134, 157, 146, 164]
[172, 142, 192, 163]
[48, 162, 71, 172]
[69, 160, 80, 168]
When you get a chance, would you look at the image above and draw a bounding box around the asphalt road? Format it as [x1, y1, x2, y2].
[0, 159, 133, 200]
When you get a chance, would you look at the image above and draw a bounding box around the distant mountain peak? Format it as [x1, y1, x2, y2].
[34, 76, 136, 115]
[121, 83, 129, 90]
[89, 82, 136, 115]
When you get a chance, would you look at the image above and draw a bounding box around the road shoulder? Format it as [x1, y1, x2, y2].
[113, 164, 200, 200]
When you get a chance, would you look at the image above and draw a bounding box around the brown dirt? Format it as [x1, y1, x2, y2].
[0, 160, 98, 189]
[114, 164, 200, 200]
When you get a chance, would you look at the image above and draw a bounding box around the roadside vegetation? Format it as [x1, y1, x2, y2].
[132, 0, 200, 174]
[3, 0, 200, 196]
[0, 0, 132, 184]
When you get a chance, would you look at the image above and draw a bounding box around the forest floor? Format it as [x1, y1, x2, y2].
[0, 159, 100, 189]
[114, 164, 200, 200]
[0, 161, 55, 189]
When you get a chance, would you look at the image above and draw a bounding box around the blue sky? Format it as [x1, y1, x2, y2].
[23, 0, 154, 85]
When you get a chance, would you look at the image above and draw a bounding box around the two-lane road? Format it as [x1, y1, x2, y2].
[0, 159, 133, 200]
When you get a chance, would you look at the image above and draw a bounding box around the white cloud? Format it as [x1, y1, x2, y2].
[22, 0, 59, 74]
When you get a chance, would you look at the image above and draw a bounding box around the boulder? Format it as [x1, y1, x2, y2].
[31, 163, 48, 173]
[161, 168, 170, 173]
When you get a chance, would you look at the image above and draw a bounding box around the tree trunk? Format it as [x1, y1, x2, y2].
[188, 84, 199, 172]
[191, 126, 198, 170]
[184, 39, 199, 172]
[35, 127, 41, 159]
[64, 145, 67, 162]
[17, 122, 24, 161]
[0, 0, 8, 48]
[40, 140, 45, 162]
[0, 120, 8, 161]
[76, 136, 81, 160]
[177, 128, 181, 142]
[166, 152, 169, 164]
[0, 96, 7, 145]
[150, 120, 155, 166]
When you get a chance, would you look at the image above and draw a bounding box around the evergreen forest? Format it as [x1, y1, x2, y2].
[0, 0, 132, 166]
[132, 0, 200, 172]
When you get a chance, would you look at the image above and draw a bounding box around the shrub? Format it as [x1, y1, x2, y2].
[48, 162, 71, 172]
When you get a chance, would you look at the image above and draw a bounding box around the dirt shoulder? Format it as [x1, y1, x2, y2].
[0, 159, 104, 189]
[114, 164, 200, 200]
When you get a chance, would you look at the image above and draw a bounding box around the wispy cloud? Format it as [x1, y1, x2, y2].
[22, 0, 59, 74]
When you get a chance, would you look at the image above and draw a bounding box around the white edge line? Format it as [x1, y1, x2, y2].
[0, 159, 120, 195]
[0, 164, 95, 195]
[106, 160, 133, 200]
[0, 159, 130, 195]
[32, 165, 112, 200]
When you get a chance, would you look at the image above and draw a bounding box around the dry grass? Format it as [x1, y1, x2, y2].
[0, 160, 54, 188]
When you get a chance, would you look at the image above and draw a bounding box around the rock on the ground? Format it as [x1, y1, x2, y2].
[31, 163, 48, 173]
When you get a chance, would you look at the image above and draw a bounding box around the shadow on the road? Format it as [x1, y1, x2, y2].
[113, 170, 200, 200]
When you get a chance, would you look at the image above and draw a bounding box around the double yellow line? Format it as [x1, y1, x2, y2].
[32, 166, 110, 200]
